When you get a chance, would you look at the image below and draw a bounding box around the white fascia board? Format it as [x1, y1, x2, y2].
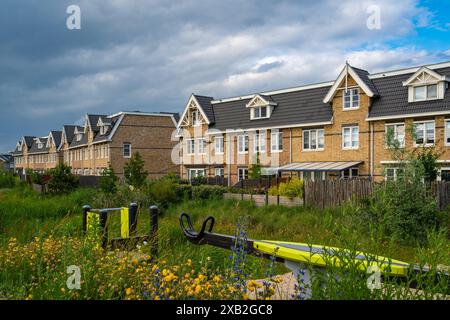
[91, 139, 112, 145]
[177, 94, 210, 128]
[205, 121, 332, 135]
[323, 65, 374, 104]
[107, 114, 125, 141]
[370, 61, 450, 79]
[211, 81, 333, 105]
[366, 110, 450, 121]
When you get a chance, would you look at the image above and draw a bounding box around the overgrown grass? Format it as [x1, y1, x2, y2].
[0, 185, 448, 299]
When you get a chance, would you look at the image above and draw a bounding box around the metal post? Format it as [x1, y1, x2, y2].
[149, 205, 159, 258]
[82, 205, 91, 234]
[100, 209, 108, 249]
[129, 203, 138, 237]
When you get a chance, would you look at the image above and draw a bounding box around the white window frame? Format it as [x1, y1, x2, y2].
[303, 129, 325, 151]
[342, 126, 359, 150]
[343, 88, 360, 110]
[385, 167, 403, 181]
[197, 138, 207, 155]
[238, 135, 249, 154]
[238, 168, 249, 181]
[215, 167, 224, 177]
[270, 131, 283, 153]
[251, 106, 269, 120]
[413, 120, 435, 147]
[188, 168, 205, 181]
[445, 120, 450, 146]
[385, 123, 405, 148]
[413, 84, 438, 102]
[123, 143, 131, 158]
[186, 139, 195, 155]
[215, 136, 224, 154]
[254, 132, 266, 153]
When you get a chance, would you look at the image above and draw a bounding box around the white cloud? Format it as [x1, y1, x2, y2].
[0, 0, 445, 152]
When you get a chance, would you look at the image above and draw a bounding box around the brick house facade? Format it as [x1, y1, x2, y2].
[177, 61, 450, 185]
[12, 111, 179, 179]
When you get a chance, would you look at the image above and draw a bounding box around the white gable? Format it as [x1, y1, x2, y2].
[323, 64, 375, 103]
[177, 94, 210, 128]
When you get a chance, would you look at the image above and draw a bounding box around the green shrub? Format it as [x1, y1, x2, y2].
[191, 185, 227, 200]
[99, 165, 118, 195]
[47, 164, 78, 194]
[268, 177, 304, 199]
[146, 178, 178, 207]
[174, 184, 193, 200]
[0, 170, 16, 188]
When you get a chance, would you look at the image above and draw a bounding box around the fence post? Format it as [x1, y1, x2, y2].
[265, 190, 268, 206]
[276, 174, 280, 205]
[82, 205, 91, 234]
[129, 202, 138, 237]
[100, 209, 108, 249]
[241, 179, 244, 200]
[149, 205, 159, 258]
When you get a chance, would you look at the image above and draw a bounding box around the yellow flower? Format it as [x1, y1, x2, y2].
[194, 285, 202, 294]
[213, 276, 221, 283]
[125, 288, 132, 295]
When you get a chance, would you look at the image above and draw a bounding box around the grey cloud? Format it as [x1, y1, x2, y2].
[0, 0, 445, 152]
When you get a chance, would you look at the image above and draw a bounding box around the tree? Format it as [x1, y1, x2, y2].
[99, 164, 118, 194]
[417, 147, 440, 183]
[47, 163, 78, 194]
[249, 152, 262, 179]
[364, 125, 439, 243]
[124, 152, 148, 189]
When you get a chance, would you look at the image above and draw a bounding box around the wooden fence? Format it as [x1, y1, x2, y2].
[304, 179, 450, 210]
[304, 179, 374, 209]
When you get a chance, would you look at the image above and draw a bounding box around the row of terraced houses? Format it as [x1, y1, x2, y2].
[177, 61, 450, 185]
[10, 60, 450, 185]
[12, 112, 179, 179]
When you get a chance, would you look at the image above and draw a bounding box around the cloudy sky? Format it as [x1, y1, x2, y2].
[1, 0, 450, 152]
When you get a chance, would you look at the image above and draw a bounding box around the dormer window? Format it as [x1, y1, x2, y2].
[343, 88, 360, 110]
[37, 142, 43, 149]
[100, 125, 109, 135]
[403, 67, 449, 102]
[252, 106, 268, 120]
[246, 94, 277, 121]
[76, 133, 82, 142]
[413, 84, 437, 101]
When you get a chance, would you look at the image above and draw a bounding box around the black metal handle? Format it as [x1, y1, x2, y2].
[179, 213, 215, 243]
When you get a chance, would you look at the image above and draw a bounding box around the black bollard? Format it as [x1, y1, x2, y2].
[149, 205, 159, 258]
[129, 202, 138, 237]
[82, 205, 91, 234]
[100, 209, 108, 249]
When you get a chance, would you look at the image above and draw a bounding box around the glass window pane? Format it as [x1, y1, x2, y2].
[278, 132, 283, 150]
[303, 131, 310, 149]
[426, 122, 434, 144]
[414, 86, 426, 100]
[318, 130, 324, 149]
[446, 121, 450, 144]
[415, 123, 424, 144]
[311, 130, 317, 149]
[261, 107, 267, 117]
[427, 85, 437, 99]
[397, 125, 405, 146]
